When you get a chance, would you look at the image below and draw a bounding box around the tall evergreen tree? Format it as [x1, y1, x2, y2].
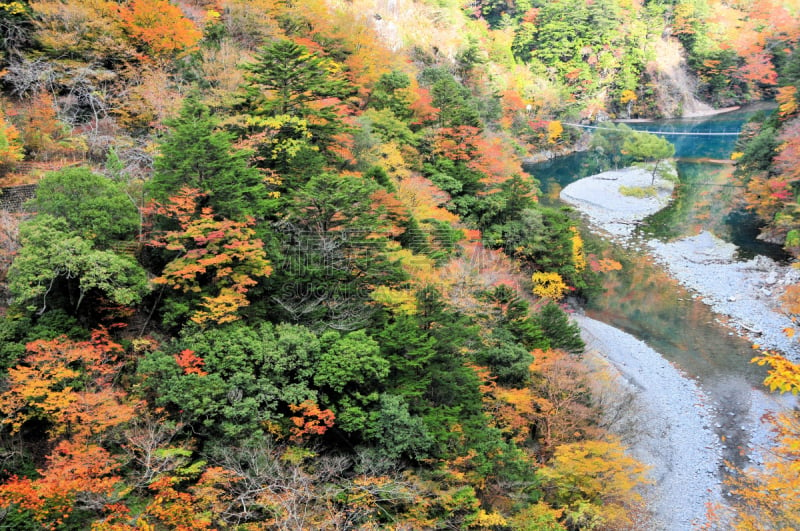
[150, 95, 270, 221]
[242, 39, 350, 116]
[369, 70, 414, 120]
[240, 39, 352, 151]
[430, 75, 482, 128]
[536, 302, 585, 355]
[482, 284, 548, 350]
[272, 173, 405, 329]
[375, 314, 437, 406]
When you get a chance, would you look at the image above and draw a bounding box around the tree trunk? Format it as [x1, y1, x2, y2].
[650, 160, 661, 185]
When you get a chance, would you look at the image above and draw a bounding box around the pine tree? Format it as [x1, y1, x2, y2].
[375, 314, 436, 405]
[483, 284, 549, 350]
[272, 172, 405, 328]
[240, 39, 352, 148]
[369, 70, 414, 120]
[535, 302, 585, 355]
[242, 39, 349, 115]
[150, 95, 270, 221]
[622, 131, 675, 183]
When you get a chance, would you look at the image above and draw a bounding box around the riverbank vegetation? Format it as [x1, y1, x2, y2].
[0, 0, 798, 529]
[734, 44, 800, 262]
[725, 44, 800, 528]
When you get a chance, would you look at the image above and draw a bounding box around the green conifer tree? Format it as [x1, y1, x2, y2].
[150, 95, 270, 221]
[536, 302, 585, 355]
[240, 39, 352, 149]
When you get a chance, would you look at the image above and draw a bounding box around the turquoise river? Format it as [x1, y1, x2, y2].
[525, 103, 790, 471]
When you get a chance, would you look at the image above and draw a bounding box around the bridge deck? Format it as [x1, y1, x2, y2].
[563, 123, 741, 136]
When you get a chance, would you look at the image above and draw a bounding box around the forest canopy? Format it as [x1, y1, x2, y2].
[0, 0, 797, 528]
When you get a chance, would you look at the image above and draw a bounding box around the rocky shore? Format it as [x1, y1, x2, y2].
[560, 166, 675, 239]
[561, 166, 800, 361]
[561, 166, 800, 529]
[578, 315, 721, 530]
[648, 232, 800, 360]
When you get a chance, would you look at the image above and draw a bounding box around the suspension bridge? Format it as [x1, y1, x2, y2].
[562, 122, 742, 136]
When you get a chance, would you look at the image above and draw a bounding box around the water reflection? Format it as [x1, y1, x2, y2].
[640, 162, 791, 261]
[524, 106, 780, 385]
[585, 247, 766, 385]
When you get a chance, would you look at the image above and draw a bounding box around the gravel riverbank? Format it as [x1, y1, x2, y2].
[560, 166, 675, 239]
[578, 315, 722, 530]
[561, 166, 800, 361]
[648, 232, 800, 361]
[561, 167, 800, 529]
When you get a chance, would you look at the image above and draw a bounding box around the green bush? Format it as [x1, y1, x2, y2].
[619, 185, 656, 198]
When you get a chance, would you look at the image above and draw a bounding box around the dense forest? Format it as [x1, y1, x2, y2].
[0, 0, 798, 529]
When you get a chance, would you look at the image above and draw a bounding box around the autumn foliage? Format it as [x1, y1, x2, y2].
[537, 439, 650, 530]
[118, 0, 202, 58]
[173, 349, 208, 376]
[720, 354, 800, 529]
[147, 187, 272, 326]
[0, 105, 23, 167]
[0, 329, 134, 438]
[0, 0, 759, 527]
[0, 331, 135, 528]
[531, 271, 570, 301]
[288, 400, 336, 443]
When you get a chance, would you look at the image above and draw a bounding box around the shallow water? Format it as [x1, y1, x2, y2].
[527, 106, 788, 380]
[525, 105, 786, 471]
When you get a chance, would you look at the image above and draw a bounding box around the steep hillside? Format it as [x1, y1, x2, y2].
[0, 0, 797, 529]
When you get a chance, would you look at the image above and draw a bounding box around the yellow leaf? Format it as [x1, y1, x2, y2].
[531, 271, 569, 300]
